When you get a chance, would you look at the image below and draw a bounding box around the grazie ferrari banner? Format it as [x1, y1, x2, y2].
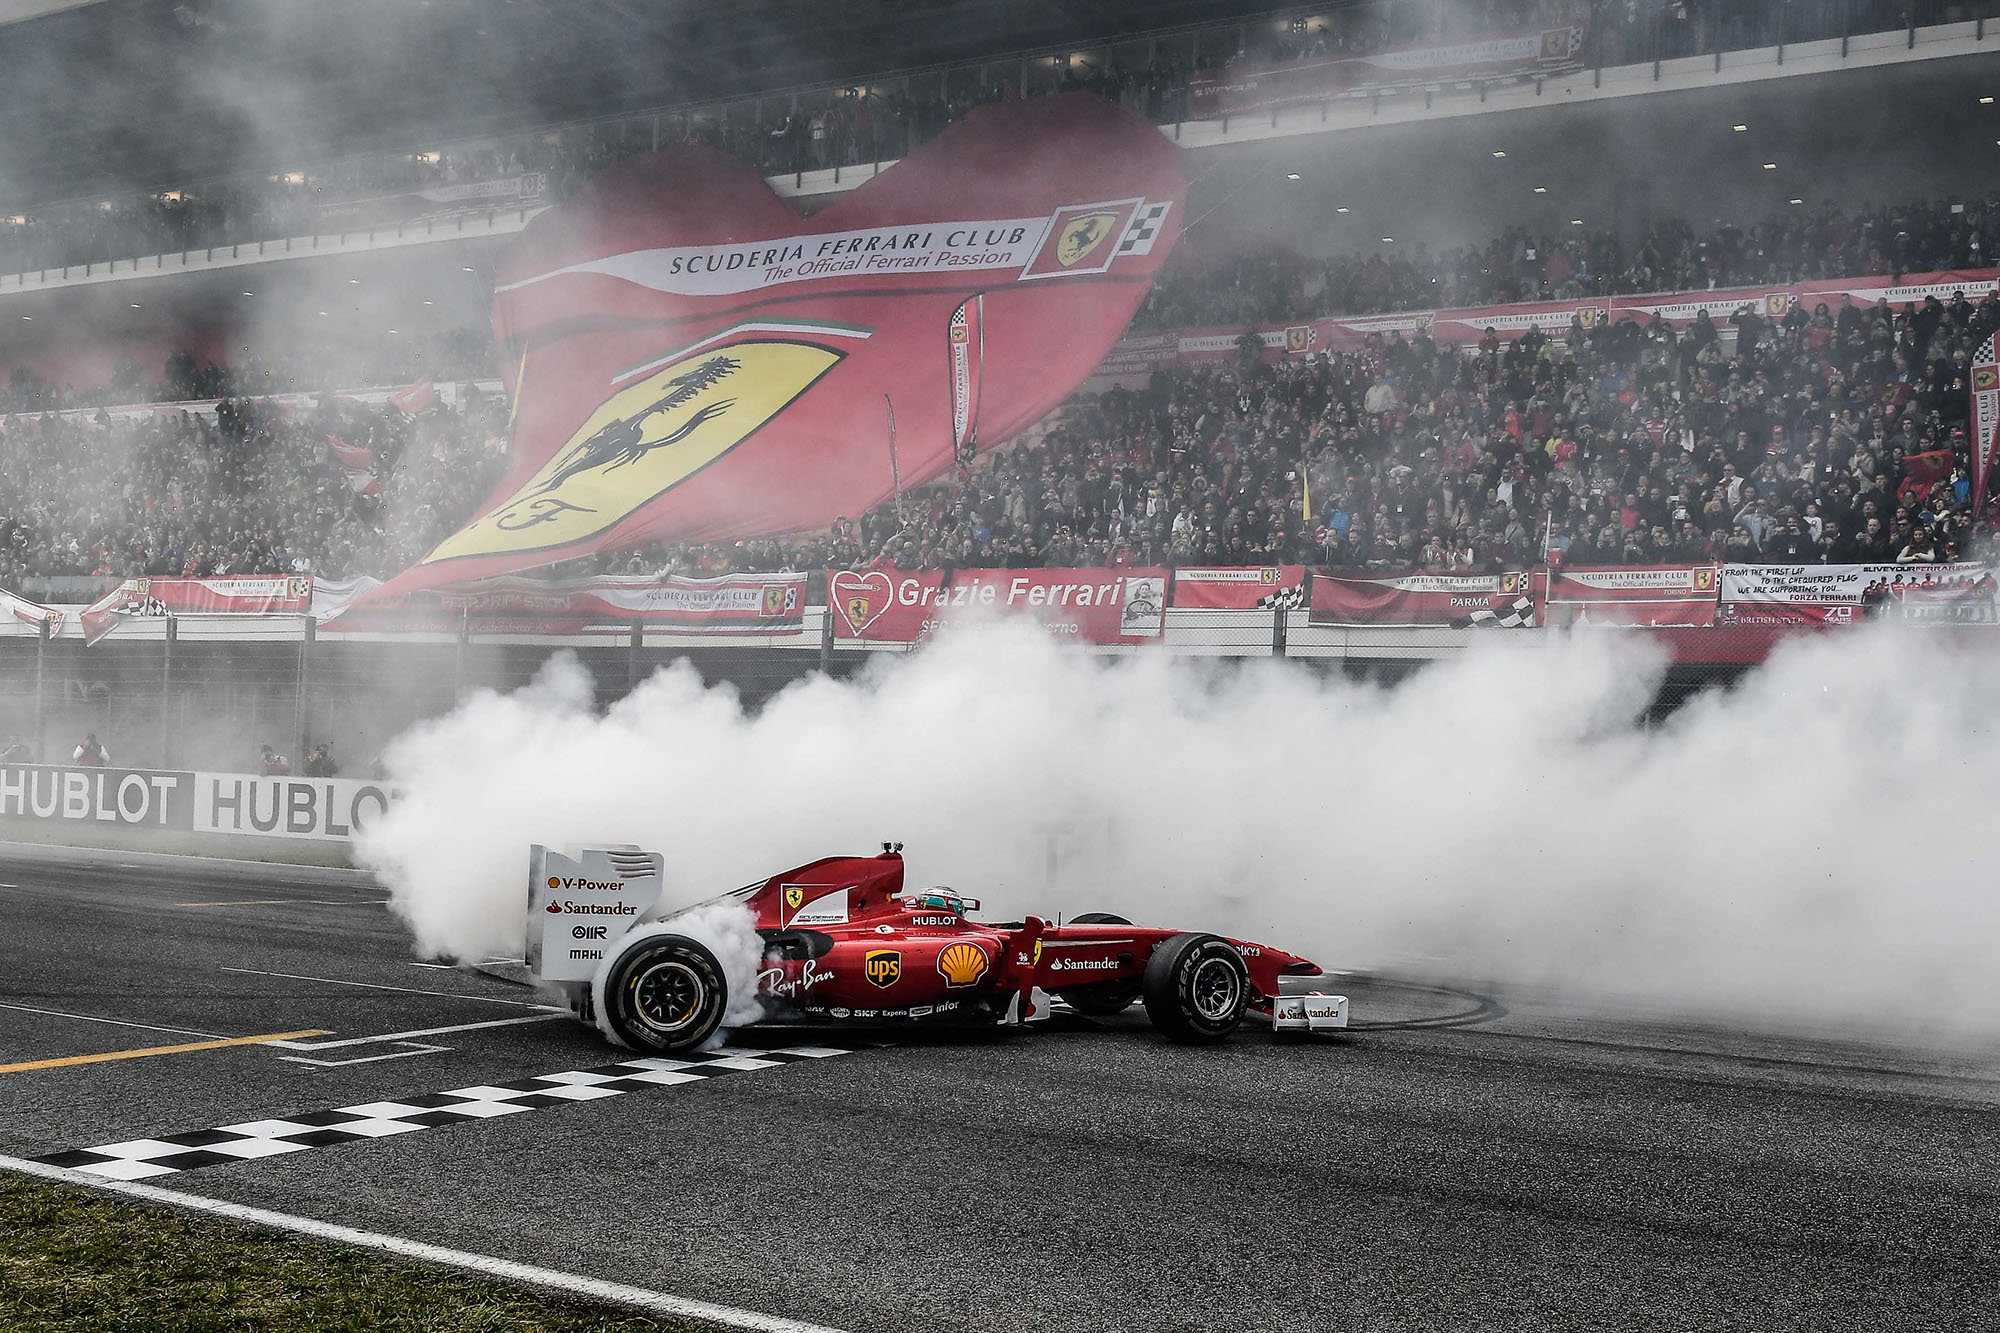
[1169, 566, 1308, 610]
[1545, 566, 1718, 628]
[829, 567, 1167, 643]
[374, 95, 1183, 599]
[1309, 571, 1536, 627]
[82, 575, 311, 645]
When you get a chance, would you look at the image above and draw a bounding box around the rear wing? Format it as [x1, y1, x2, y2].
[526, 844, 664, 982]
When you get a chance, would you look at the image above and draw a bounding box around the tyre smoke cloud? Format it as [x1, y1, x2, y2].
[358, 622, 2000, 1041]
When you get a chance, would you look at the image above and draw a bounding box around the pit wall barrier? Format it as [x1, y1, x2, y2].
[0, 764, 396, 845]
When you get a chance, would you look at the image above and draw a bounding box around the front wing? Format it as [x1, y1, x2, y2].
[1264, 974, 1350, 1032]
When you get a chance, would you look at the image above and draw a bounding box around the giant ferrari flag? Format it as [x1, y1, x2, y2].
[382, 94, 1184, 593]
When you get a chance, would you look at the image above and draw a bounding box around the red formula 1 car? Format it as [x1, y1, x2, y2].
[525, 843, 1348, 1054]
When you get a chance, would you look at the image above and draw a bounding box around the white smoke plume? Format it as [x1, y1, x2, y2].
[357, 621, 2000, 1041]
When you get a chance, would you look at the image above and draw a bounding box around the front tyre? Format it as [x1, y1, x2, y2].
[1141, 932, 1249, 1043]
[1057, 912, 1141, 1017]
[602, 934, 728, 1054]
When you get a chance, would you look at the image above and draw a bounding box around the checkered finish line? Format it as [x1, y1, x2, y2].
[33, 1045, 852, 1181]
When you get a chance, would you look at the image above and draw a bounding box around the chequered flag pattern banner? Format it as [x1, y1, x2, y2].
[1459, 596, 1537, 628]
[1257, 585, 1307, 611]
[33, 1045, 852, 1181]
[1117, 201, 1171, 256]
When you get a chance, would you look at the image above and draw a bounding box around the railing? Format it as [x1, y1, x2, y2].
[0, 0, 1988, 284]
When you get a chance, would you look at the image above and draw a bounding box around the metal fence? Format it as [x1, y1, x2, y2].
[0, 610, 1751, 776]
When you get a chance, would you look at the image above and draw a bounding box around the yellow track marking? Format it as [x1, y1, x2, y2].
[0, 1030, 331, 1074]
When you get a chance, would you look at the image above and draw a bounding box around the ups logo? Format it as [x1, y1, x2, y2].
[864, 949, 901, 988]
[422, 334, 844, 567]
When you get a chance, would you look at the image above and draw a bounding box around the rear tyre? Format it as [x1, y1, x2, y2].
[601, 934, 728, 1054]
[1141, 932, 1249, 1043]
[1056, 912, 1141, 1017]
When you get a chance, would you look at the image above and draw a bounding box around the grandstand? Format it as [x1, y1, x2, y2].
[1, 0, 1998, 753]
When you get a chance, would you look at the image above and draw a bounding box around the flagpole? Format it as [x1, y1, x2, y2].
[885, 393, 904, 528]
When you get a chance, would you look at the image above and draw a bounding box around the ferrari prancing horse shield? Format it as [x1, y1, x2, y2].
[423, 335, 844, 567]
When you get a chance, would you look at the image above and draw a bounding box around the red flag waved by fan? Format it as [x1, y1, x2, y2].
[368, 94, 1185, 599]
[389, 373, 436, 415]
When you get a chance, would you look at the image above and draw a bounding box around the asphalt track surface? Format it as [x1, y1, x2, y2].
[3, 844, 1997, 1333]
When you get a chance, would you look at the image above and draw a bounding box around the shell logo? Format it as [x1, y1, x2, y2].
[547, 877, 560, 889]
[936, 941, 989, 988]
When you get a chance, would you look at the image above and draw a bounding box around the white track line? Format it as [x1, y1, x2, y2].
[220, 967, 558, 1008]
[268, 1014, 570, 1050]
[0, 1153, 848, 1333]
[0, 1002, 221, 1039]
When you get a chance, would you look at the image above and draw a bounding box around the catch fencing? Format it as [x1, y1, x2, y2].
[3, 565, 1918, 778]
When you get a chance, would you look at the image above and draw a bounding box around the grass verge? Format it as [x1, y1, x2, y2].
[0, 1173, 689, 1332]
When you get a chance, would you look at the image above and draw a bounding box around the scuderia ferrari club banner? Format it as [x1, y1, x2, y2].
[1168, 566, 1308, 610]
[322, 572, 805, 634]
[1, 584, 63, 635]
[82, 575, 312, 645]
[1309, 571, 1537, 627]
[1544, 566, 1718, 628]
[368, 95, 1184, 603]
[829, 567, 1167, 643]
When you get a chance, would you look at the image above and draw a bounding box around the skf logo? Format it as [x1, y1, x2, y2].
[864, 950, 901, 988]
[937, 941, 989, 987]
[783, 886, 805, 912]
[1057, 212, 1115, 267]
[421, 335, 844, 567]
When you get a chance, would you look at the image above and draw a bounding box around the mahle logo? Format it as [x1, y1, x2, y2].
[423, 337, 843, 566]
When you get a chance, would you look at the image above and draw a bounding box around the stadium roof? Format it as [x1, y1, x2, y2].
[0, 0, 1275, 204]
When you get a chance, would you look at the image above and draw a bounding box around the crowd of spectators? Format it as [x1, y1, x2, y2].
[0, 0, 1961, 277]
[4, 273, 1998, 594]
[619, 285, 2000, 579]
[0, 389, 509, 589]
[0, 328, 494, 416]
[1135, 196, 2000, 332]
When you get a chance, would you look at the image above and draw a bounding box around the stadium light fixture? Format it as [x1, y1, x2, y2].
[241, 291, 253, 296]
[348, 278, 359, 284]
[1983, 97, 1994, 104]
[423, 299, 434, 305]
[462, 266, 475, 272]
[129, 303, 140, 309]
[1286, 172, 1301, 180]
[1763, 162, 1777, 170]
[1571, 218, 1584, 225]
[1491, 150, 1507, 157]
[1733, 123, 1748, 132]
[19, 315, 28, 320]
[1335, 206, 1349, 213]
[1380, 236, 1394, 243]
[1533, 186, 1547, 193]
[1789, 198, 1804, 205]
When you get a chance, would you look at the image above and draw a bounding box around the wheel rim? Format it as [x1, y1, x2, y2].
[630, 960, 706, 1034]
[1190, 956, 1242, 1021]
